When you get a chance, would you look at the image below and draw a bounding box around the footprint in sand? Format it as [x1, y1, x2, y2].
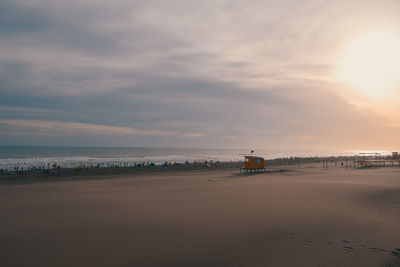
[391, 251, 400, 257]
[366, 246, 390, 254]
[288, 232, 296, 239]
[344, 246, 354, 251]
[337, 241, 400, 258]
[303, 238, 313, 246]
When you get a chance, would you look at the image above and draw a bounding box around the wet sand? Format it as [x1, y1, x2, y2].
[1, 164, 400, 266]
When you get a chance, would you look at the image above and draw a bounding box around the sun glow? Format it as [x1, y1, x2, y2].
[337, 31, 400, 98]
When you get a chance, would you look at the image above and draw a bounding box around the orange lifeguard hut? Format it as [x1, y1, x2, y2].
[240, 151, 265, 173]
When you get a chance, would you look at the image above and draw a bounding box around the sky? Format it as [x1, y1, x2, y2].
[1, 0, 400, 150]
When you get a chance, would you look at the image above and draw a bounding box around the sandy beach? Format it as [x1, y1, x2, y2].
[1, 163, 400, 266]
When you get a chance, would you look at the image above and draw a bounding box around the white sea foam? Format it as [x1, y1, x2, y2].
[0, 154, 243, 170]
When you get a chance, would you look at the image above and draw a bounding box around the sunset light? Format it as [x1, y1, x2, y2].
[337, 31, 400, 98]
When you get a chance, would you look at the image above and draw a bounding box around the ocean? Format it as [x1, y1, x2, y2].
[0, 146, 359, 170]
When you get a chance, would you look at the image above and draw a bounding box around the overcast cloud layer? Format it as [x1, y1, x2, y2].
[1, 0, 400, 149]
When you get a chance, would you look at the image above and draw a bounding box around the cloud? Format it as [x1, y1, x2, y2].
[0, 106, 50, 113]
[181, 133, 209, 138]
[0, 0, 400, 149]
[0, 119, 209, 138]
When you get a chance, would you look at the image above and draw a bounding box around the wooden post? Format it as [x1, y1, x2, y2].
[322, 161, 328, 171]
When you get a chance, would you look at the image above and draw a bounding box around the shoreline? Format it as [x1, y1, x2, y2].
[1, 155, 398, 186]
[0, 147, 363, 172]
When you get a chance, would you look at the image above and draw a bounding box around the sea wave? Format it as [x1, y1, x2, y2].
[0, 154, 243, 170]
